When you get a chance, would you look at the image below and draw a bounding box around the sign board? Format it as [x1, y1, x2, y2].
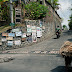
[31, 26, 36, 30]
[32, 30, 36, 33]
[27, 25, 31, 28]
[14, 40, 21, 45]
[10, 23, 15, 26]
[2, 33, 8, 37]
[21, 33, 26, 38]
[32, 32, 37, 42]
[1, 38, 7, 42]
[31, 26, 36, 33]
[37, 27, 42, 37]
[40, 28, 42, 37]
[37, 27, 41, 37]
[39, 20, 43, 27]
[6, 37, 13, 40]
[7, 41, 13, 46]
[42, 26, 45, 30]
[27, 25, 32, 33]
[0, 42, 2, 45]
[27, 28, 32, 33]
[8, 33, 15, 37]
[12, 28, 20, 32]
[15, 31, 22, 36]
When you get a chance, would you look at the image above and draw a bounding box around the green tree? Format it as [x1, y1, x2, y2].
[1, 2, 10, 21]
[47, 0, 59, 9]
[63, 25, 67, 29]
[68, 14, 72, 30]
[25, 2, 48, 20]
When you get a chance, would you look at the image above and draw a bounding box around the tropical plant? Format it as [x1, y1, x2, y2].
[63, 25, 67, 29]
[68, 14, 72, 30]
[25, 2, 48, 20]
[0, 0, 10, 21]
[1, 2, 10, 21]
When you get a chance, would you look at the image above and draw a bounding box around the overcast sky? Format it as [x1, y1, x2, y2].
[57, 0, 72, 28]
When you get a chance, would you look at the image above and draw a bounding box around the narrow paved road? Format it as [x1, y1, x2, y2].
[0, 30, 72, 72]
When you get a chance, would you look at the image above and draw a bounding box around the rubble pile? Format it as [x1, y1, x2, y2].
[60, 41, 72, 56]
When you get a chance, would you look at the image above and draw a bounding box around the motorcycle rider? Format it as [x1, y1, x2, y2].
[56, 26, 61, 38]
[56, 26, 61, 33]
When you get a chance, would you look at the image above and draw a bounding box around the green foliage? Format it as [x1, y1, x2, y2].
[1, 3, 10, 21]
[63, 25, 67, 29]
[25, 2, 48, 20]
[47, 0, 59, 9]
[68, 14, 72, 30]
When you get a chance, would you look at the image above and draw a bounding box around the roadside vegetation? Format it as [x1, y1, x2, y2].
[68, 8, 72, 30]
[47, 0, 59, 10]
[0, 0, 60, 31]
[24, 2, 48, 20]
[68, 14, 72, 30]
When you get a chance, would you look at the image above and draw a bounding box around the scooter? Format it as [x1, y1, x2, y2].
[56, 31, 60, 39]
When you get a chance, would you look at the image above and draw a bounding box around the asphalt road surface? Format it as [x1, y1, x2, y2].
[0, 30, 72, 72]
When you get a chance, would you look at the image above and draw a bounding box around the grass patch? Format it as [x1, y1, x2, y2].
[0, 24, 25, 33]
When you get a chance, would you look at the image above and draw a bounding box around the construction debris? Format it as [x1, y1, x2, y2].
[60, 41, 72, 56]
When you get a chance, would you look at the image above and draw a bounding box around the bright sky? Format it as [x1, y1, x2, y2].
[57, 0, 72, 28]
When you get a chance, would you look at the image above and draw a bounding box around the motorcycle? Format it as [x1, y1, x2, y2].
[56, 30, 60, 39]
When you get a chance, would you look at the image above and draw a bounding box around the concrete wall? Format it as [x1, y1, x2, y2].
[0, 0, 62, 50]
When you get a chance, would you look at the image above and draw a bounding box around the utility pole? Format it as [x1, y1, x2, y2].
[10, 0, 15, 28]
[42, 0, 45, 6]
[10, 0, 13, 23]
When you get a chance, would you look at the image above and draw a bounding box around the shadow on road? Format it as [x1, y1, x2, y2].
[53, 37, 60, 39]
[63, 30, 72, 35]
[68, 39, 72, 42]
[51, 66, 72, 72]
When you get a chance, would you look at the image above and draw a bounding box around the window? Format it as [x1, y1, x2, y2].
[16, 19, 21, 22]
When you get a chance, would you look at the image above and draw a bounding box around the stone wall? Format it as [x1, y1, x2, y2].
[0, 19, 56, 51]
[0, 0, 62, 51]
